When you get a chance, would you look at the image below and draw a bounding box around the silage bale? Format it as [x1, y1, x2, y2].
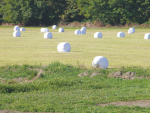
[41, 28, 49, 32]
[81, 27, 86, 31]
[75, 29, 81, 35]
[117, 32, 125, 37]
[41, 28, 45, 32]
[13, 31, 21, 37]
[57, 42, 71, 52]
[14, 25, 20, 31]
[81, 29, 86, 34]
[94, 32, 102, 38]
[20, 28, 25, 31]
[44, 32, 53, 39]
[59, 28, 64, 32]
[92, 56, 109, 69]
[144, 33, 150, 39]
[44, 28, 49, 32]
[52, 25, 57, 29]
[128, 28, 135, 34]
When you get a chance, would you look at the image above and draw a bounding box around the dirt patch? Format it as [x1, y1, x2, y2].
[0, 69, 44, 84]
[108, 71, 136, 80]
[78, 72, 101, 77]
[24, 69, 43, 83]
[0, 110, 60, 113]
[78, 72, 88, 77]
[99, 100, 150, 107]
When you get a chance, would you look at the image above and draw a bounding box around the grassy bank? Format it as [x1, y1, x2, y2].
[0, 62, 150, 112]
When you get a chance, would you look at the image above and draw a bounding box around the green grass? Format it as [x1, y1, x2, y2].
[0, 62, 150, 112]
[1, 27, 150, 112]
[0, 27, 150, 68]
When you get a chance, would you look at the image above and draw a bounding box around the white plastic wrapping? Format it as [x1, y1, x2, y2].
[14, 25, 20, 31]
[92, 56, 109, 69]
[13, 31, 21, 37]
[94, 32, 102, 38]
[117, 32, 125, 37]
[57, 42, 71, 52]
[81, 29, 86, 34]
[81, 27, 86, 31]
[41, 28, 49, 32]
[75, 29, 81, 35]
[128, 28, 135, 34]
[44, 32, 53, 39]
[59, 28, 64, 32]
[144, 33, 150, 39]
[20, 28, 25, 31]
[52, 25, 57, 29]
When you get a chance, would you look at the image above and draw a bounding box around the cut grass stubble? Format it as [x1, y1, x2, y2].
[0, 27, 150, 68]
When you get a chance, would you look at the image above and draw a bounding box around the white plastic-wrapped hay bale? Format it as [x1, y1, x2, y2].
[75, 29, 81, 35]
[57, 42, 71, 52]
[81, 27, 86, 31]
[44, 32, 53, 39]
[94, 32, 102, 38]
[14, 25, 20, 31]
[144, 33, 150, 39]
[128, 28, 135, 34]
[117, 32, 125, 37]
[41, 28, 49, 32]
[52, 25, 57, 29]
[41, 28, 45, 32]
[44, 28, 49, 32]
[20, 28, 25, 31]
[59, 28, 64, 32]
[13, 31, 21, 37]
[81, 29, 86, 34]
[92, 56, 109, 69]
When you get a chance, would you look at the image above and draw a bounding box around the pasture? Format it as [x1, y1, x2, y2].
[1, 26, 150, 112]
[0, 27, 150, 68]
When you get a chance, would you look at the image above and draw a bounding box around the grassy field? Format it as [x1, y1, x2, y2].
[1, 62, 150, 112]
[1, 27, 150, 112]
[0, 26, 150, 68]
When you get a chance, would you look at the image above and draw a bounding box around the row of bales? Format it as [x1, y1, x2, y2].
[12, 25, 150, 69]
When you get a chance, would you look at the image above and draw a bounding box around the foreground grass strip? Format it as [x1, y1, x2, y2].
[0, 62, 150, 112]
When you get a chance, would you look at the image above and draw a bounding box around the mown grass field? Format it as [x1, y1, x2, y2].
[0, 26, 150, 68]
[1, 27, 150, 112]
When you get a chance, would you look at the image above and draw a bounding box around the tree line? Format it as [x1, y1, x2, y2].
[0, 0, 150, 26]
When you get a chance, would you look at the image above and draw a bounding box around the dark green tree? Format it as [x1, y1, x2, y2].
[62, 0, 85, 22]
[2, 0, 67, 25]
[76, 0, 150, 25]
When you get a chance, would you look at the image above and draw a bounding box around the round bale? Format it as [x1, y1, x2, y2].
[75, 29, 81, 35]
[14, 25, 20, 31]
[144, 33, 150, 39]
[92, 56, 109, 69]
[20, 28, 25, 31]
[52, 25, 57, 29]
[128, 28, 135, 34]
[94, 32, 102, 38]
[81, 27, 86, 31]
[41, 28, 49, 32]
[44, 32, 53, 39]
[81, 29, 86, 34]
[59, 28, 64, 32]
[44, 28, 49, 32]
[13, 31, 21, 37]
[57, 42, 71, 52]
[117, 32, 125, 37]
[41, 28, 45, 32]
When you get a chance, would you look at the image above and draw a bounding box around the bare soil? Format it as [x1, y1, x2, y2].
[0, 111, 60, 113]
[99, 100, 150, 107]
